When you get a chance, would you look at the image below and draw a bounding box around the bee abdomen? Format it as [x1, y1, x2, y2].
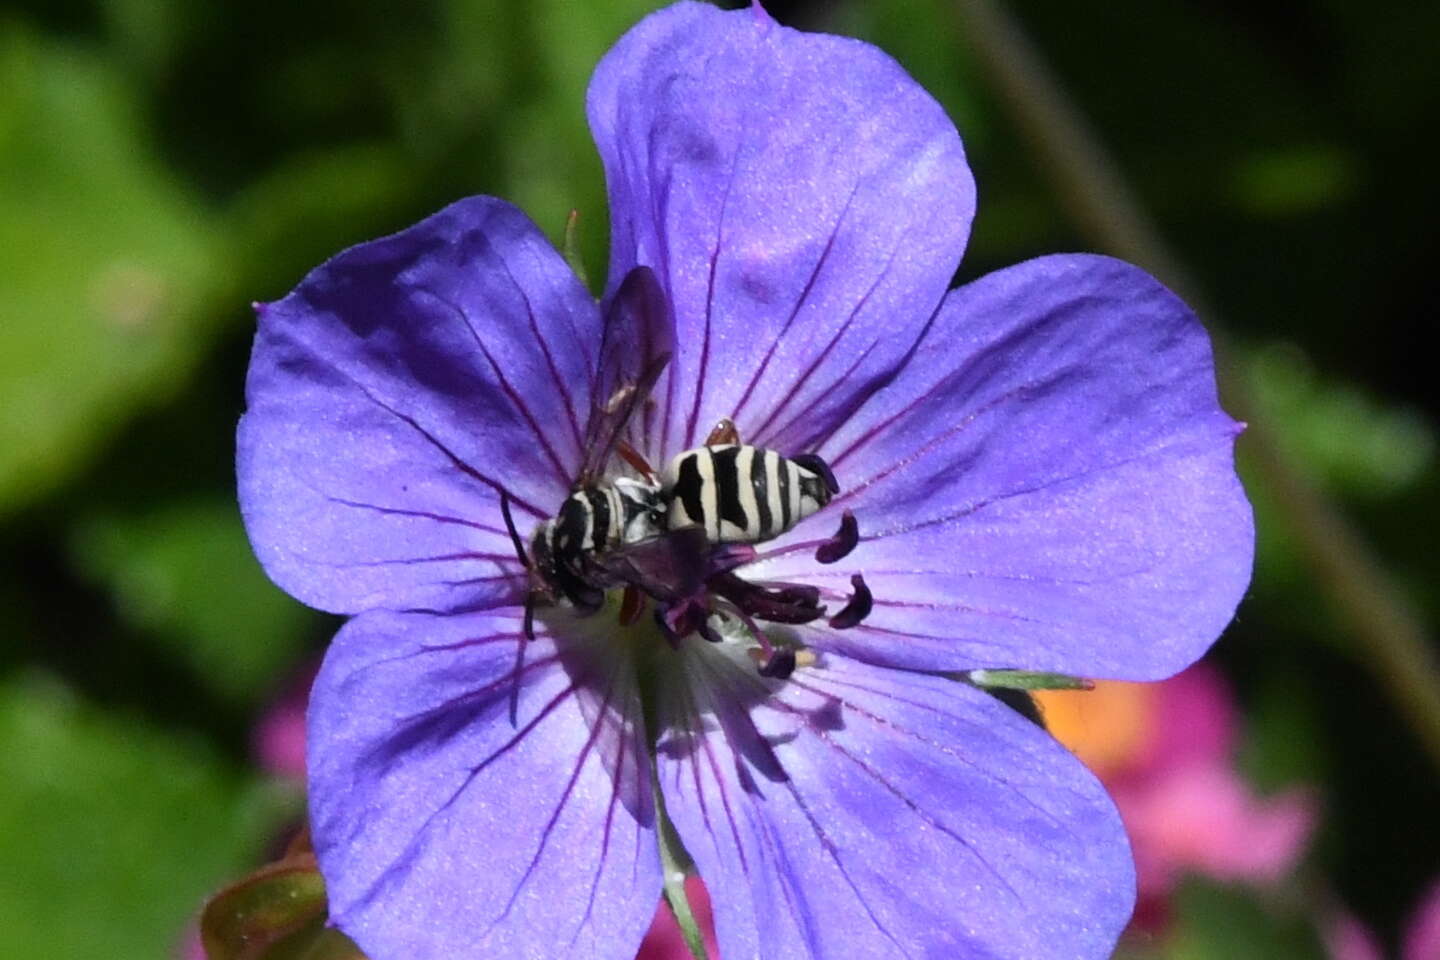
[663, 444, 834, 544]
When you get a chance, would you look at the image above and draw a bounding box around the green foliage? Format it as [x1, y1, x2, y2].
[0, 28, 226, 513]
[69, 498, 321, 706]
[1244, 343, 1434, 500]
[1166, 879, 1328, 960]
[201, 850, 365, 960]
[0, 673, 290, 960]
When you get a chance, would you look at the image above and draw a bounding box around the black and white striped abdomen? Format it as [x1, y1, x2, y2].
[663, 444, 834, 544]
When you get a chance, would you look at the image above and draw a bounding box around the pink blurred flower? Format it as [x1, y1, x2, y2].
[1118, 748, 1316, 898]
[177, 922, 206, 960]
[1324, 907, 1383, 960]
[251, 666, 317, 780]
[1037, 663, 1317, 913]
[1326, 876, 1440, 960]
[1403, 877, 1440, 960]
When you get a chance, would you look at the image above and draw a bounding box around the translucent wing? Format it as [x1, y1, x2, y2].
[579, 265, 675, 484]
[591, 526, 710, 604]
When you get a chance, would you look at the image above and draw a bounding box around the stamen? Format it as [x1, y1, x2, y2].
[748, 643, 815, 678]
[755, 648, 797, 679]
[652, 607, 682, 650]
[814, 509, 859, 564]
[727, 605, 791, 678]
[709, 572, 825, 624]
[708, 542, 758, 576]
[659, 596, 717, 643]
[828, 573, 872, 629]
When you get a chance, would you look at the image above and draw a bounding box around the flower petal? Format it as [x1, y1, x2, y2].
[238, 197, 600, 614]
[655, 644, 1134, 959]
[756, 255, 1253, 680]
[587, 1, 974, 459]
[309, 607, 661, 960]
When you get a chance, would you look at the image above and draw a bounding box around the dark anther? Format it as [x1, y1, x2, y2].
[815, 509, 859, 564]
[790, 453, 840, 495]
[828, 573, 872, 629]
[757, 648, 797, 679]
[710, 573, 825, 624]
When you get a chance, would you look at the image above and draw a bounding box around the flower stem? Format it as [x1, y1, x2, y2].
[653, 767, 709, 960]
[947, 0, 1440, 772]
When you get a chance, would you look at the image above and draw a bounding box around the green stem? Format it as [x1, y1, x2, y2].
[654, 767, 709, 960]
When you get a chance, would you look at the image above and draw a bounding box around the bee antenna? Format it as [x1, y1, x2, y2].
[499, 491, 531, 569]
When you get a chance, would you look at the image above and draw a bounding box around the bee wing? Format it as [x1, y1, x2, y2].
[591, 526, 710, 603]
[579, 265, 675, 484]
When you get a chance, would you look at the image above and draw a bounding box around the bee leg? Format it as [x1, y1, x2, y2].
[706, 417, 740, 445]
[618, 584, 645, 626]
[509, 594, 536, 727]
[755, 648, 797, 680]
[499, 491, 530, 569]
[616, 440, 658, 483]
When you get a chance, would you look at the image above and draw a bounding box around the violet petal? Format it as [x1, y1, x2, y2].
[309, 608, 662, 960]
[587, 2, 975, 459]
[238, 197, 602, 614]
[654, 643, 1134, 959]
[756, 255, 1253, 681]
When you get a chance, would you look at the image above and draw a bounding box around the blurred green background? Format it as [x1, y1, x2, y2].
[1, 0, 1436, 957]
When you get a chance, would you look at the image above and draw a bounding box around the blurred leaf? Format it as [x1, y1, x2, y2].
[1235, 668, 1328, 791]
[504, 0, 660, 281]
[0, 27, 227, 514]
[0, 673, 289, 960]
[226, 143, 413, 300]
[1244, 342, 1434, 499]
[202, 844, 366, 960]
[1166, 878, 1327, 960]
[70, 498, 321, 706]
[1230, 145, 1358, 218]
[201, 854, 326, 959]
[288, 927, 369, 960]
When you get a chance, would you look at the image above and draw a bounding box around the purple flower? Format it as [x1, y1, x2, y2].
[236, 3, 1253, 959]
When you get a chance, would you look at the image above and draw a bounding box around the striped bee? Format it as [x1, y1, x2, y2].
[661, 441, 839, 544]
[502, 266, 689, 628]
[527, 475, 665, 614]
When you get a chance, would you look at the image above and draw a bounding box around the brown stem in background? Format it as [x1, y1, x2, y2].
[947, 0, 1440, 772]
